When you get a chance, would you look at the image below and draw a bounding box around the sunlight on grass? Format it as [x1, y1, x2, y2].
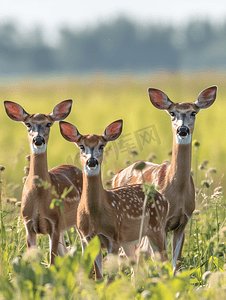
[0, 72, 225, 299]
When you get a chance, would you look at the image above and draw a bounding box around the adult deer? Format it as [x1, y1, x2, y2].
[112, 86, 217, 274]
[59, 119, 168, 279]
[4, 100, 83, 265]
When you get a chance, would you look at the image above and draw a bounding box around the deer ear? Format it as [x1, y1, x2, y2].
[148, 88, 173, 110]
[50, 100, 72, 121]
[4, 101, 29, 122]
[194, 86, 217, 109]
[59, 121, 82, 143]
[102, 119, 123, 142]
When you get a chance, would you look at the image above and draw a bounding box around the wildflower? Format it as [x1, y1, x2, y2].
[168, 150, 172, 156]
[163, 160, 170, 164]
[211, 186, 223, 200]
[199, 160, 209, 170]
[130, 149, 138, 156]
[208, 167, 217, 175]
[25, 155, 30, 162]
[147, 153, 157, 162]
[107, 170, 114, 177]
[201, 180, 211, 188]
[124, 159, 130, 165]
[198, 164, 205, 170]
[193, 140, 200, 148]
[192, 210, 201, 220]
[45, 283, 54, 293]
[220, 227, 226, 237]
[22, 247, 43, 263]
[193, 210, 201, 216]
[6, 198, 17, 203]
[214, 186, 223, 195]
[105, 180, 112, 187]
[24, 166, 30, 175]
[22, 176, 27, 183]
[141, 290, 152, 299]
[202, 160, 209, 167]
[202, 271, 212, 281]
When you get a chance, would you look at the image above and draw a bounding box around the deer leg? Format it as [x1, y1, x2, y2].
[172, 214, 190, 275]
[122, 238, 154, 261]
[57, 232, 67, 256]
[24, 222, 36, 248]
[94, 249, 103, 280]
[137, 236, 155, 260]
[148, 232, 168, 262]
[49, 229, 60, 265]
[26, 230, 36, 248]
[172, 229, 185, 275]
[121, 244, 137, 260]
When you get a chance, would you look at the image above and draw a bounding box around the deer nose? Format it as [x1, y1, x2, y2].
[33, 136, 45, 146]
[177, 126, 190, 137]
[87, 158, 99, 168]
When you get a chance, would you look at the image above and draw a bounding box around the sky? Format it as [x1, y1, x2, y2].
[1, 0, 226, 44]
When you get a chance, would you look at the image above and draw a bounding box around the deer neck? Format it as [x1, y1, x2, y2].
[28, 149, 50, 183]
[81, 169, 106, 214]
[166, 134, 192, 188]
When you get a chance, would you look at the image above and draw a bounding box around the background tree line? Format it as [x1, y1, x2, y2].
[0, 17, 226, 74]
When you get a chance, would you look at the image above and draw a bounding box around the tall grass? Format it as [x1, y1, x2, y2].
[0, 72, 225, 299]
[0, 157, 225, 299]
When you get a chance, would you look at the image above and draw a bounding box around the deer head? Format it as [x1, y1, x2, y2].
[59, 120, 123, 175]
[4, 100, 72, 154]
[148, 86, 217, 145]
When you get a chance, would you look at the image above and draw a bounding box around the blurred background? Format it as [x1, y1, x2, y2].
[1, 0, 226, 75]
[0, 0, 226, 196]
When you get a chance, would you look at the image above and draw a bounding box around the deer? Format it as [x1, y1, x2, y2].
[4, 100, 83, 265]
[59, 119, 169, 279]
[112, 86, 217, 274]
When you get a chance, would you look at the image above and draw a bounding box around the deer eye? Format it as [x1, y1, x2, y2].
[79, 145, 85, 151]
[170, 112, 175, 117]
[99, 144, 104, 150]
[46, 123, 51, 127]
[25, 123, 31, 128]
[191, 112, 196, 117]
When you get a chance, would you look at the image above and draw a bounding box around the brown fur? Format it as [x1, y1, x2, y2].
[112, 86, 217, 274]
[22, 151, 83, 264]
[4, 100, 83, 265]
[59, 120, 168, 279]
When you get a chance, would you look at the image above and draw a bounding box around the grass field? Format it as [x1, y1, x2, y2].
[0, 71, 225, 299]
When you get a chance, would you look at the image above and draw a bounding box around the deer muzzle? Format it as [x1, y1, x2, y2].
[177, 126, 190, 137]
[87, 157, 99, 168]
[33, 136, 45, 146]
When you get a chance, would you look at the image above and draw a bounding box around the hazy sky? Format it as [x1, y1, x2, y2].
[1, 0, 226, 43]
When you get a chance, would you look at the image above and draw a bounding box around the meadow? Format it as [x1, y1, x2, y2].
[0, 71, 225, 299]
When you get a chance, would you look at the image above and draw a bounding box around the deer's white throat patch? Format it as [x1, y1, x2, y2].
[84, 164, 100, 176]
[31, 143, 47, 154]
[176, 134, 191, 145]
